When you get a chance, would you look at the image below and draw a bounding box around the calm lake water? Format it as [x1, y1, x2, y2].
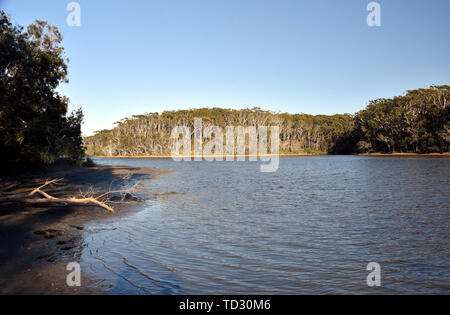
[83, 156, 449, 294]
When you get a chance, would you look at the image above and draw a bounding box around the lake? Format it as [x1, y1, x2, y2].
[82, 156, 449, 294]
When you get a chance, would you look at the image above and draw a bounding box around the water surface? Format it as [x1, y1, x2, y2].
[82, 156, 449, 294]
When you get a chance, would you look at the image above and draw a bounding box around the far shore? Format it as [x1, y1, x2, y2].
[92, 152, 450, 159]
[93, 153, 324, 159]
[358, 152, 450, 157]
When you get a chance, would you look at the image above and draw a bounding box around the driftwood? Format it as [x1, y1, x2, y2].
[25, 179, 115, 213]
[1, 177, 143, 213]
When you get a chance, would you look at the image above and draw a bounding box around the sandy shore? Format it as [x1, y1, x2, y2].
[93, 153, 324, 159]
[358, 153, 450, 157]
[0, 164, 162, 294]
[92, 152, 450, 160]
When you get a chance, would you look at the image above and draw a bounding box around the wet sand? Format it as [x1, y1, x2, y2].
[0, 164, 163, 294]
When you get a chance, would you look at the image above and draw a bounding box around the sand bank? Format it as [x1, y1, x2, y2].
[0, 164, 162, 294]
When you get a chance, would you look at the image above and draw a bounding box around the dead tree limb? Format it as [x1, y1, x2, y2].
[23, 196, 115, 213]
[26, 177, 146, 213]
[27, 178, 116, 213]
[0, 175, 145, 213]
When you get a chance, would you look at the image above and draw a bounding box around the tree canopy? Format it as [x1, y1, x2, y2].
[85, 86, 449, 157]
[0, 11, 84, 170]
[355, 85, 449, 153]
[84, 108, 357, 156]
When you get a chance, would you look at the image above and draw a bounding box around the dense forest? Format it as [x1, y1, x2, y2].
[85, 109, 355, 156]
[355, 86, 449, 153]
[85, 85, 449, 156]
[0, 11, 84, 170]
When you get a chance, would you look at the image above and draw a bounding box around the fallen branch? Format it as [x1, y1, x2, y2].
[23, 196, 115, 213]
[95, 180, 143, 201]
[26, 178, 115, 213]
[22, 176, 144, 213]
[0, 174, 145, 213]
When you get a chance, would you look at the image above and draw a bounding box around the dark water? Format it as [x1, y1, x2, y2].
[83, 156, 449, 294]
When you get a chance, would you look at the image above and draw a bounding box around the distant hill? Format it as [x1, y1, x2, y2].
[84, 86, 449, 157]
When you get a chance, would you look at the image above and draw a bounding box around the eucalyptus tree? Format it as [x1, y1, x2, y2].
[0, 11, 84, 169]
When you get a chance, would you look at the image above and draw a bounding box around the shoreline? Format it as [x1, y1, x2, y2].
[0, 164, 161, 294]
[93, 153, 325, 159]
[357, 152, 450, 157]
[92, 152, 450, 159]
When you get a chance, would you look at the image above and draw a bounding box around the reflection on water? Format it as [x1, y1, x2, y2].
[82, 156, 450, 294]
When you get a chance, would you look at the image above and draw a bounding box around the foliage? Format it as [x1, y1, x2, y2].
[355, 85, 449, 153]
[0, 11, 84, 170]
[85, 108, 355, 156]
[85, 86, 449, 156]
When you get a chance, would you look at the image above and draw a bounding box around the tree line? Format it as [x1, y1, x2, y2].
[84, 86, 449, 157]
[84, 109, 354, 156]
[354, 86, 449, 153]
[0, 11, 84, 171]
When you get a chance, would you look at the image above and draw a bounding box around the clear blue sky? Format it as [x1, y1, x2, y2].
[2, 0, 450, 135]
